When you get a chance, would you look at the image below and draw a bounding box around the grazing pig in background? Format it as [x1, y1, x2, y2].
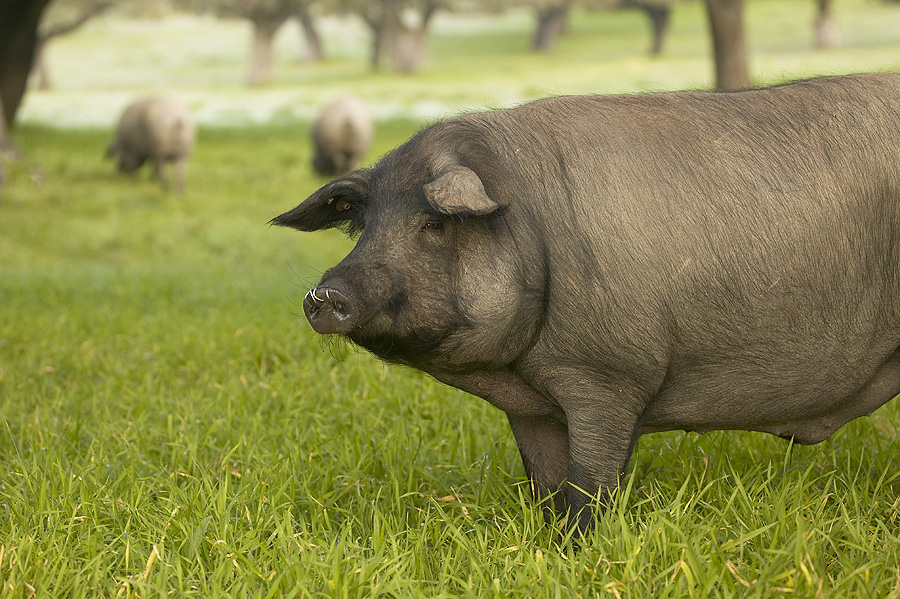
[108, 96, 196, 194]
[272, 73, 900, 534]
[311, 96, 374, 177]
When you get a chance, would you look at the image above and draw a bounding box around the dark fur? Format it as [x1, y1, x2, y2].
[274, 74, 900, 533]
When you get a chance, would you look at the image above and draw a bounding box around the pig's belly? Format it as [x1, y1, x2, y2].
[639, 348, 900, 444]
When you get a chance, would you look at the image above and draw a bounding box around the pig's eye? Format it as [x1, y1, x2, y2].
[421, 220, 444, 232]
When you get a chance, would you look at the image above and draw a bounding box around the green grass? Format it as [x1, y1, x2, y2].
[3, 0, 900, 596]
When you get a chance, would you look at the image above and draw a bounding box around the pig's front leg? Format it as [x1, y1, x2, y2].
[506, 412, 569, 514]
[558, 384, 645, 534]
[430, 369, 569, 511]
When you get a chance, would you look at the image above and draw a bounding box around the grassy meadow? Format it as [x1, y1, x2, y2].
[3, 0, 900, 596]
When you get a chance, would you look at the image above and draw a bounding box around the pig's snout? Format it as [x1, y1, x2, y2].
[304, 284, 357, 335]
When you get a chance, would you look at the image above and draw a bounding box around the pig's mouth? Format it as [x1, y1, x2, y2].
[349, 325, 457, 361]
[303, 283, 461, 361]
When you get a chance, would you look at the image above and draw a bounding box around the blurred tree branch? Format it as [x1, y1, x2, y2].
[34, 0, 117, 90]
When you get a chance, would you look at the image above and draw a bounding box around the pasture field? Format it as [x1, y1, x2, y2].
[2, 0, 900, 596]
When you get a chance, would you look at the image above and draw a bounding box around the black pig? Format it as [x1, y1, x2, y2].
[272, 74, 900, 533]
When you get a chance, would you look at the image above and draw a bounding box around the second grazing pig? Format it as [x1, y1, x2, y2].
[311, 96, 374, 177]
[108, 96, 196, 194]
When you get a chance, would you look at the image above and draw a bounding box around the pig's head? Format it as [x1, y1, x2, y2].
[272, 133, 547, 373]
[106, 142, 144, 173]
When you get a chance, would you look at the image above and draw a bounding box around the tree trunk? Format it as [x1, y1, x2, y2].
[365, 0, 400, 71]
[368, 19, 393, 71]
[0, 0, 50, 194]
[704, 0, 752, 90]
[247, 20, 283, 86]
[391, 27, 428, 74]
[297, 6, 322, 63]
[0, 0, 52, 127]
[0, 115, 7, 190]
[814, 0, 840, 49]
[532, 5, 570, 52]
[628, 1, 671, 55]
[365, 0, 433, 75]
[370, 26, 384, 70]
[30, 0, 112, 92]
[33, 37, 51, 90]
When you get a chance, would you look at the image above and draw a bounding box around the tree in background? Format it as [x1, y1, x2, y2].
[0, 0, 52, 129]
[528, 0, 836, 66]
[336, 0, 446, 74]
[296, 3, 323, 62]
[524, 0, 675, 55]
[531, 1, 573, 51]
[34, 0, 116, 90]
[814, 0, 839, 49]
[705, 0, 844, 90]
[191, 0, 318, 85]
[623, 0, 672, 55]
[705, 0, 751, 90]
[0, 0, 52, 191]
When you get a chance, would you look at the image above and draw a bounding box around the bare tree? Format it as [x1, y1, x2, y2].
[1, 0, 51, 127]
[623, 0, 671, 55]
[34, 0, 116, 90]
[705, 0, 751, 90]
[0, 0, 53, 191]
[814, 0, 840, 49]
[296, 4, 323, 62]
[347, 0, 444, 74]
[532, 1, 572, 51]
[525, 0, 675, 55]
[190, 0, 317, 85]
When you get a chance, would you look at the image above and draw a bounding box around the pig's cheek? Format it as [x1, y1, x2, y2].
[458, 260, 521, 328]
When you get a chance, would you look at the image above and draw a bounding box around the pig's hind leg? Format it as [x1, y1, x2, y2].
[173, 158, 187, 195]
[152, 159, 169, 192]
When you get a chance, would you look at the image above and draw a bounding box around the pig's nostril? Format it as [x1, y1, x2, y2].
[333, 302, 349, 320]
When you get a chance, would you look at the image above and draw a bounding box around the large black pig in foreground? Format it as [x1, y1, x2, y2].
[272, 73, 900, 533]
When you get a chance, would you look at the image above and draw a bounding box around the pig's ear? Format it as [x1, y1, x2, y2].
[270, 172, 370, 233]
[422, 166, 500, 217]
